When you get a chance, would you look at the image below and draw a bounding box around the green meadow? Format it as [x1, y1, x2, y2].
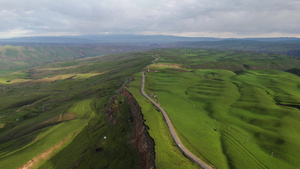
[0, 45, 149, 74]
[1, 46, 300, 169]
[0, 51, 153, 168]
[131, 49, 300, 169]
[127, 73, 201, 169]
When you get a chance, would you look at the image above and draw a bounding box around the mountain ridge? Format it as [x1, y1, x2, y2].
[1, 34, 299, 44]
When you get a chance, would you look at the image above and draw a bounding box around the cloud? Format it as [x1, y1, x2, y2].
[0, 0, 300, 38]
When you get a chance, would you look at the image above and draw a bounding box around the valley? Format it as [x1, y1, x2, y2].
[2, 0, 300, 168]
[0, 46, 300, 169]
[0, 51, 154, 169]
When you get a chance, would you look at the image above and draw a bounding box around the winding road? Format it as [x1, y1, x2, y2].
[141, 72, 212, 169]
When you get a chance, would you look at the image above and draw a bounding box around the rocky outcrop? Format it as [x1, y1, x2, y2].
[122, 87, 156, 169]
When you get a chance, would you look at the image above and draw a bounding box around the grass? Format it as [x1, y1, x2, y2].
[0, 51, 154, 169]
[1, 47, 300, 169]
[137, 49, 300, 169]
[169, 40, 300, 58]
[0, 119, 87, 169]
[152, 48, 300, 71]
[127, 73, 201, 169]
[0, 45, 150, 75]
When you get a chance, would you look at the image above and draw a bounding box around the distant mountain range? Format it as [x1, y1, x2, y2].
[1, 35, 300, 58]
[0, 35, 219, 44]
[0, 34, 299, 44]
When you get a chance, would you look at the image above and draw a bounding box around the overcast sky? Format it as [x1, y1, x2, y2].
[0, 0, 300, 38]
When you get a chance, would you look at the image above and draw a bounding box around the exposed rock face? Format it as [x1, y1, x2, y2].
[122, 87, 156, 169]
[105, 102, 117, 125]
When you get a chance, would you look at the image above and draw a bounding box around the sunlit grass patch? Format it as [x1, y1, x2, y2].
[38, 65, 85, 71]
[128, 73, 201, 169]
[142, 59, 300, 169]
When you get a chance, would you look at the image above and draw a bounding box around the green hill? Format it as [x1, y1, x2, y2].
[0, 45, 149, 74]
[1, 47, 300, 169]
[0, 51, 155, 169]
[128, 48, 300, 169]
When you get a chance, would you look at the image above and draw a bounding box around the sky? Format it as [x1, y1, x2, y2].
[0, 0, 300, 38]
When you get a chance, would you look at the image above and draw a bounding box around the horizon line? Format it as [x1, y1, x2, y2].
[0, 34, 300, 40]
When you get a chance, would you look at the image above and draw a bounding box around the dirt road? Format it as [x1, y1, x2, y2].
[141, 72, 212, 169]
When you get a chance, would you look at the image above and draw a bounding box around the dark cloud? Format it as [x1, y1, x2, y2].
[0, 0, 299, 38]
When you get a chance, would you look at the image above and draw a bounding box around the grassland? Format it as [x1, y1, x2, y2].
[131, 49, 300, 169]
[127, 73, 201, 169]
[2, 46, 300, 169]
[0, 45, 149, 74]
[166, 39, 300, 58]
[0, 51, 154, 169]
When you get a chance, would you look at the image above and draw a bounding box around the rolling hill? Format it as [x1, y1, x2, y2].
[0, 41, 300, 169]
[0, 51, 155, 169]
[128, 48, 300, 169]
[0, 45, 150, 74]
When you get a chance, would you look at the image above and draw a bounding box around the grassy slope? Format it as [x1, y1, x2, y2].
[1, 47, 299, 169]
[154, 48, 300, 71]
[168, 40, 300, 58]
[142, 49, 300, 169]
[0, 45, 149, 74]
[0, 51, 153, 169]
[127, 73, 200, 169]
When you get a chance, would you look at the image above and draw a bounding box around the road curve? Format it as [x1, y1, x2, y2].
[141, 72, 212, 169]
